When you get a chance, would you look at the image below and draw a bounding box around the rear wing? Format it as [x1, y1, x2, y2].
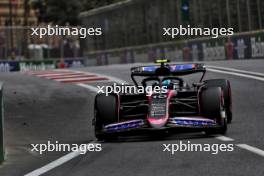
[131, 63, 206, 76]
[130, 63, 206, 86]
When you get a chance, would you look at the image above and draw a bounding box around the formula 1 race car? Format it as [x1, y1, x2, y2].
[93, 60, 232, 140]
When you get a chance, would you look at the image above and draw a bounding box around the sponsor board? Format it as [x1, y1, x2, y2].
[19, 60, 56, 72]
[251, 35, 264, 58]
[0, 59, 85, 72]
[85, 30, 264, 65]
[0, 61, 20, 72]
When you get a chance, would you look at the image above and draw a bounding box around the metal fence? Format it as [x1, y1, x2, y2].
[80, 0, 264, 54]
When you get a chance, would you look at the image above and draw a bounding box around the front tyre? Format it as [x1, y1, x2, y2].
[200, 87, 227, 135]
[94, 109, 106, 141]
[204, 113, 227, 135]
[94, 94, 119, 141]
[204, 79, 232, 123]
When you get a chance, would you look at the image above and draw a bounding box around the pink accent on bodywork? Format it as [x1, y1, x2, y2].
[147, 90, 176, 126]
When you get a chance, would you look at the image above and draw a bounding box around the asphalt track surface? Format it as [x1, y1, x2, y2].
[0, 59, 264, 176]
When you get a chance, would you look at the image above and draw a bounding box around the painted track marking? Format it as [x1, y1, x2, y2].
[24, 81, 101, 176]
[36, 73, 82, 77]
[236, 144, 264, 157]
[207, 68, 264, 82]
[24, 73, 127, 176]
[66, 69, 129, 84]
[76, 83, 99, 92]
[56, 77, 108, 83]
[48, 74, 96, 79]
[207, 65, 264, 157]
[24, 141, 96, 176]
[207, 65, 264, 77]
[215, 135, 234, 142]
[26, 70, 110, 84]
[25, 66, 264, 176]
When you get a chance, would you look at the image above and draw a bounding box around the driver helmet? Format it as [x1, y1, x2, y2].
[162, 79, 171, 88]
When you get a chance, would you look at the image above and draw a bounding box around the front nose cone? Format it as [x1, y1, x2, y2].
[148, 118, 168, 129]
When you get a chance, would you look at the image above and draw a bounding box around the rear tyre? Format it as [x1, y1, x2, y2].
[200, 87, 227, 135]
[204, 79, 232, 123]
[94, 94, 119, 141]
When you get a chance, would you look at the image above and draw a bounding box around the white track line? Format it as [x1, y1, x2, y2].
[24, 80, 99, 176]
[207, 65, 264, 77]
[208, 66, 264, 157]
[25, 66, 264, 175]
[72, 67, 264, 159]
[236, 144, 264, 157]
[207, 68, 264, 82]
[24, 72, 127, 176]
[24, 141, 96, 176]
[76, 83, 99, 92]
[215, 135, 235, 142]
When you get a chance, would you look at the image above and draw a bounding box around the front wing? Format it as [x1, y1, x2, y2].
[103, 116, 221, 134]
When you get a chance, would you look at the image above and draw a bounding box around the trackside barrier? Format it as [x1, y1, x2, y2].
[0, 58, 85, 72]
[0, 82, 4, 163]
[83, 30, 264, 66]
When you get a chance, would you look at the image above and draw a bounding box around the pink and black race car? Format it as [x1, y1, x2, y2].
[93, 60, 232, 141]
